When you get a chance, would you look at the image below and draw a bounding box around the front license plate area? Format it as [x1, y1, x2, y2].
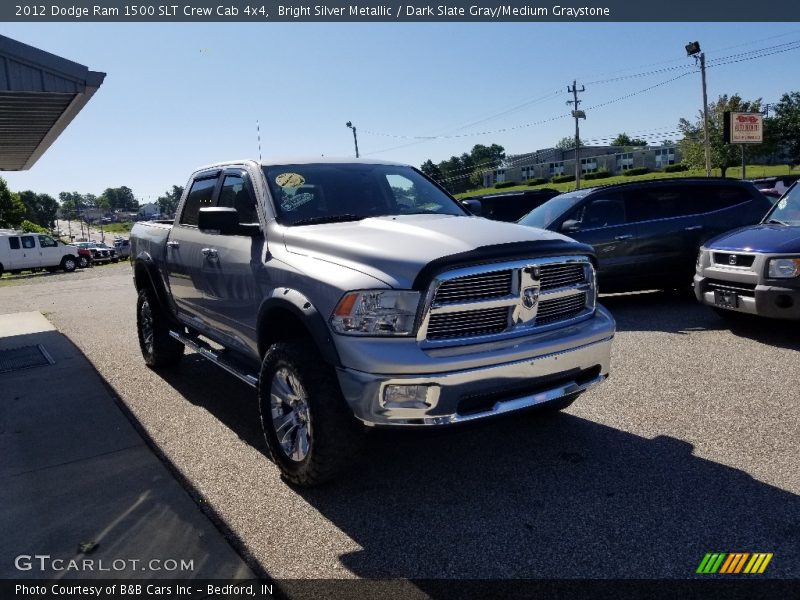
[714, 290, 739, 309]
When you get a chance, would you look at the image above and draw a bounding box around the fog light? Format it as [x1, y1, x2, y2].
[382, 385, 433, 409]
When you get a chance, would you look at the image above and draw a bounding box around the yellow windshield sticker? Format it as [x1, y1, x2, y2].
[275, 173, 305, 188]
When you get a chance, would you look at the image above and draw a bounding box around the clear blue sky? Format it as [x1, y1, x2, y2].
[2, 22, 799, 202]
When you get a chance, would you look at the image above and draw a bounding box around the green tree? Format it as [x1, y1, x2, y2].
[611, 133, 647, 147]
[156, 185, 183, 218]
[0, 179, 26, 229]
[421, 143, 505, 193]
[678, 94, 763, 177]
[100, 186, 138, 212]
[770, 91, 800, 168]
[555, 136, 583, 151]
[17, 191, 59, 229]
[420, 159, 443, 182]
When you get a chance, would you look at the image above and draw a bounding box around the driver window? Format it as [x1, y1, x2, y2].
[218, 175, 258, 224]
[566, 195, 627, 230]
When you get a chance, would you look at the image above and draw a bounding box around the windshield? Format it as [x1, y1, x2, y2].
[263, 163, 466, 226]
[517, 190, 588, 229]
[764, 183, 800, 226]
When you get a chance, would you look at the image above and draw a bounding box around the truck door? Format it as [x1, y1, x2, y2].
[165, 173, 221, 326]
[197, 171, 264, 353]
[37, 235, 62, 267]
[17, 235, 40, 269]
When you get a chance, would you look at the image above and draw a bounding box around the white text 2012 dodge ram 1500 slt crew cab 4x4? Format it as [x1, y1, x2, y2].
[130, 159, 615, 486]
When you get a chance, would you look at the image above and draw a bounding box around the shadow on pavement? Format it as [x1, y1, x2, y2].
[154, 349, 799, 580]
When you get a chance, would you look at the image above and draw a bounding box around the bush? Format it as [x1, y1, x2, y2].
[664, 163, 690, 173]
[494, 181, 519, 189]
[525, 177, 549, 186]
[583, 170, 612, 181]
[622, 167, 649, 176]
[551, 174, 576, 184]
[20, 219, 49, 234]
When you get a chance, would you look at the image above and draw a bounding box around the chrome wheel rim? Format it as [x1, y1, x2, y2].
[65, 258, 75, 270]
[140, 298, 154, 354]
[270, 367, 312, 462]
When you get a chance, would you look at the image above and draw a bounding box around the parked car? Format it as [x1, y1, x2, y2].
[462, 189, 561, 222]
[130, 158, 615, 486]
[0, 232, 79, 276]
[94, 242, 119, 263]
[518, 178, 772, 292]
[759, 188, 783, 203]
[113, 238, 131, 259]
[695, 182, 800, 320]
[74, 241, 116, 264]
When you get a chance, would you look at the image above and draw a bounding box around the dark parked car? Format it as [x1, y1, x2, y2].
[74, 241, 117, 264]
[462, 189, 560, 222]
[519, 178, 772, 291]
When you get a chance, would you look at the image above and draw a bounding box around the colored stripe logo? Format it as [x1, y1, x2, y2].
[697, 552, 773, 574]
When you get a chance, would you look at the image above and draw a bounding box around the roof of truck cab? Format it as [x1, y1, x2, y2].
[194, 157, 409, 172]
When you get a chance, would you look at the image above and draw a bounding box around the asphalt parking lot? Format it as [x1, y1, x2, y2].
[1, 263, 798, 580]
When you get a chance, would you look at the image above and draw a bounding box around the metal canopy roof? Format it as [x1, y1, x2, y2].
[0, 34, 105, 170]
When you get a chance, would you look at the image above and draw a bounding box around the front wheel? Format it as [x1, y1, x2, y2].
[258, 341, 363, 487]
[61, 255, 77, 272]
[136, 288, 184, 367]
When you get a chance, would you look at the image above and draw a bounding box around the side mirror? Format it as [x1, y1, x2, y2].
[461, 199, 482, 216]
[561, 219, 581, 233]
[198, 207, 239, 234]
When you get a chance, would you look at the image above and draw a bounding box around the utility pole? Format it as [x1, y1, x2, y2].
[567, 80, 586, 189]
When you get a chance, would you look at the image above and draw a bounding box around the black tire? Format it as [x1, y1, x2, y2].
[136, 287, 184, 368]
[0, 264, 4, 277]
[78, 255, 90, 269]
[112, 258, 119, 263]
[61, 255, 77, 272]
[258, 340, 363, 487]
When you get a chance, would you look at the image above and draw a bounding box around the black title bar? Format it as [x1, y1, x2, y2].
[3, 0, 800, 22]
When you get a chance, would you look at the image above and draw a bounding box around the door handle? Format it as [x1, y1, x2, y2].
[201, 248, 218, 260]
[684, 225, 703, 231]
[614, 234, 633, 241]
[166, 240, 180, 248]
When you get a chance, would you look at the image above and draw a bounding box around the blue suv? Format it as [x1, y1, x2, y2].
[694, 182, 800, 320]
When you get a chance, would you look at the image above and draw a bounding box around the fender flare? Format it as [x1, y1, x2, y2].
[133, 254, 178, 325]
[257, 290, 341, 367]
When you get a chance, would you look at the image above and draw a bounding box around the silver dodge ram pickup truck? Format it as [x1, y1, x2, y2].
[130, 159, 615, 486]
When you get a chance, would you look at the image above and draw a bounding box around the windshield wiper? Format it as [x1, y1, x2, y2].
[766, 218, 788, 226]
[291, 214, 366, 226]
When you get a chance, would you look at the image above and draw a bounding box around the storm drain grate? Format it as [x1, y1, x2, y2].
[0, 344, 55, 374]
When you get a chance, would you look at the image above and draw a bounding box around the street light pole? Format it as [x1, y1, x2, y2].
[687, 41, 712, 178]
[346, 121, 359, 158]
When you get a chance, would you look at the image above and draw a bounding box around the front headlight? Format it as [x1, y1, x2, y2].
[696, 249, 709, 270]
[330, 290, 420, 336]
[767, 258, 800, 279]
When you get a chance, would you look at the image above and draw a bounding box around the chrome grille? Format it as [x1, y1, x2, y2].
[536, 293, 588, 324]
[426, 307, 509, 340]
[539, 263, 586, 290]
[433, 270, 513, 304]
[421, 257, 595, 343]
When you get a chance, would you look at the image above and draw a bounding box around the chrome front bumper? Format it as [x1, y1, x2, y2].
[336, 322, 613, 426]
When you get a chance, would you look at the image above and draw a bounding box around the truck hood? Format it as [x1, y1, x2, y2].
[281, 214, 584, 289]
[706, 224, 800, 254]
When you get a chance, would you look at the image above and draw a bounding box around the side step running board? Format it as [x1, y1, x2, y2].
[169, 330, 259, 388]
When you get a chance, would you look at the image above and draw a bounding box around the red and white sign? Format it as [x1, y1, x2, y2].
[729, 112, 763, 144]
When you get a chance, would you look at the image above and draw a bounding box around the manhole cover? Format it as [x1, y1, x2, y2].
[0, 344, 54, 374]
